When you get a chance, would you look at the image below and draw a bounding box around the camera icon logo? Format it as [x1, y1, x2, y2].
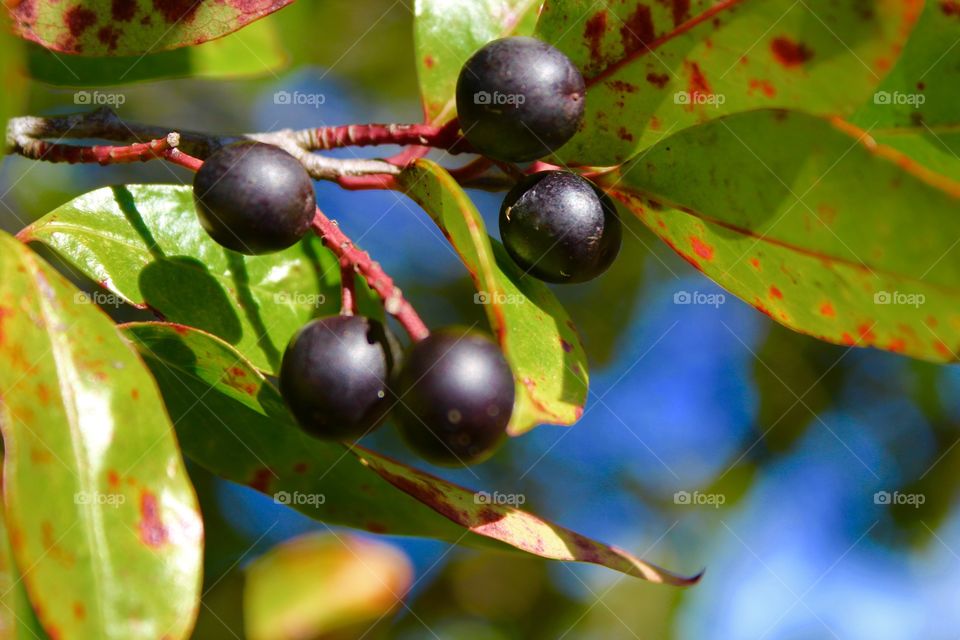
[274, 491, 291, 505]
[474, 91, 491, 105]
[474, 291, 491, 304]
[74, 91, 92, 105]
[673, 291, 692, 305]
[873, 91, 892, 105]
[274, 91, 292, 105]
[673, 490, 691, 505]
[673, 91, 690, 105]
[874, 291, 891, 305]
[873, 491, 891, 505]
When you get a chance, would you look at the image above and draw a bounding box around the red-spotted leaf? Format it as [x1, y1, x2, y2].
[8, 0, 293, 56]
[0, 489, 49, 639]
[244, 533, 413, 640]
[603, 108, 960, 362]
[414, 0, 541, 124]
[535, 0, 922, 165]
[0, 232, 202, 640]
[398, 159, 589, 435]
[354, 449, 701, 586]
[26, 17, 288, 86]
[851, 1, 960, 182]
[126, 322, 695, 584]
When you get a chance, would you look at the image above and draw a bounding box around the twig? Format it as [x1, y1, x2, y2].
[311, 210, 429, 341]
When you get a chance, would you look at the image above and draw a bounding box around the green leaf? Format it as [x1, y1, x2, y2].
[535, 0, 922, 165]
[0, 490, 49, 640]
[397, 160, 588, 434]
[26, 18, 287, 86]
[850, 1, 960, 180]
[244, 533, 412, 640]
[414, 0, 541, 124]
[0, 232, 202, 640]
[8, 0, 293, 56]
[353, 449, 700, 586]
[20, 184, 344, 373]
[125, 322, 694, 584]
[604, 108, 960, 362]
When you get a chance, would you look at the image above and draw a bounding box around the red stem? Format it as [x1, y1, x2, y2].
[310, 120, 470, 155]
[448, 157, 494, 182]
[19, 136, 178, 165]
[162, 148, 204, 172]
[310, 209, 429, 341]
[340, 262, 358, 316]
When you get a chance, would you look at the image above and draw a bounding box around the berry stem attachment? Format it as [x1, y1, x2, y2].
[310, 209, 429, 342]
[340, 262, 358, 316]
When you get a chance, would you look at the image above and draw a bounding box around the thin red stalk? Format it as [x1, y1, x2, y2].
[339, 262, 358, 316]
[336, 174, 398, 190]
[528, 161, 561, 174]
[309, 120, 470, 154]
[385, 145, 430, 167]
[311, 209, 429, 341]
[449, 157, 494, 182]
[17, 135, 178, 165]
[162, 148, 204, 172]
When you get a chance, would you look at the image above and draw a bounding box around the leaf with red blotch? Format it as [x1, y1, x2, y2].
[8, 0, 293, 56]
[125, 321, 698, 585]
[353, 448, 702, 586]
[850, 0, 960, 182]
[535, 0, 923, 165]
[603, 108, 960, 362]
[0, 232, 202, 640]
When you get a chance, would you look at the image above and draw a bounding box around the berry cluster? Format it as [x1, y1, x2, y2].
[456, 37, 622, 284]
[188, 36, 620, 465]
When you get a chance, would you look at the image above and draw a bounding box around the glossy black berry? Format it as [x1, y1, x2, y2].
[394, 327, 515, 466]
[456, 36, 585, 162]
[193, 141, 315, 255]
[280, 315, 396, 441]
[499, 171, 621, 283]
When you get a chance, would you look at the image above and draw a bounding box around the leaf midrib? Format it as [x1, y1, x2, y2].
[611, 184, 960, 295]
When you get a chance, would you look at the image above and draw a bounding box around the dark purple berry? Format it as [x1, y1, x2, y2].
[193, 141, 315, 255]
[456, 36, 585, 162]
[499, 170, 621, 283]
[280, 315, 395, 441]
[394, 327, 515, 466]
